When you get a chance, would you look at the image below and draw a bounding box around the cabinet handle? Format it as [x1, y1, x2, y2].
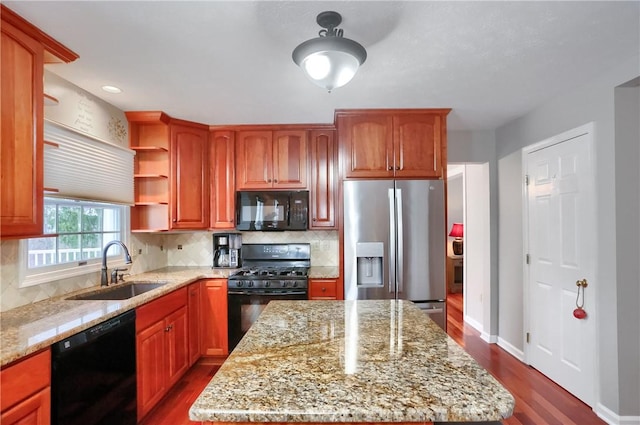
[396, 166, 400, 170]
[268, 179, 272, 183]
[388, 166, 393, 171]
[274, 179, 278, 183]
[172, 219, 177, 222]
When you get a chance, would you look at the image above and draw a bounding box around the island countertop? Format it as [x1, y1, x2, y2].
[189, 300, 514, 423]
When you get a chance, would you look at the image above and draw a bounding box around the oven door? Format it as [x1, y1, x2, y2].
[227, 289, 307, 351]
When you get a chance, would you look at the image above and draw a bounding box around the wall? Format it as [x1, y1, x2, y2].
[496, 150, 524, 359]
[446, 167, 463, 256]
[495, 53, 640, 420]
[614, 83, 639, 417]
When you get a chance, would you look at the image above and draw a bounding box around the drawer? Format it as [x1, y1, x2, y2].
[137, 287, 187, 331]
[309, 279, 337, 299]
[1, 348, 50, 411]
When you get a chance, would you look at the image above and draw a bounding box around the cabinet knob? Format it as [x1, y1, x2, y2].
[396, 166, 400, 170]
[268, 179, 272, 182]
[172, 218, 177, 222]
[321, 287, 326, 292]
[274, 179, 278, 183]
[388, 166, 393, 171]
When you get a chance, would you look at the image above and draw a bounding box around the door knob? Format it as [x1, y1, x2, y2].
[576, 279, 588, 288]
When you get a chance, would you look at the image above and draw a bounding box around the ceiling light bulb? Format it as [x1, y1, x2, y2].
[101, 85, 122, 94]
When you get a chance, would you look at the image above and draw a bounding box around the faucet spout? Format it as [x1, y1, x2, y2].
[101, 240, 133, 286]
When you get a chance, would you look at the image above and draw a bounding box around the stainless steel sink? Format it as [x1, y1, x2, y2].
[67, 282, 169, 300]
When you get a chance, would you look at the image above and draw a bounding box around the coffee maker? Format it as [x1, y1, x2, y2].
[213, 233, 241, 268]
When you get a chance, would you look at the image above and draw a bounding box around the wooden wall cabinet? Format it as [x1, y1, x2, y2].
[1, 5, 77, 238]
[235, 129, 308, 190]
[200, 279, 228, 357]
[0, 348, 51, 425]
[309, 129, 337, 229]
[209, 130, 236, 229]
[170, 121, 209, 229]
[136, 287, 189, 421]
[127, 112, 209, 231]
[309, 278, 339, 300]
[336, 109, 450, 179]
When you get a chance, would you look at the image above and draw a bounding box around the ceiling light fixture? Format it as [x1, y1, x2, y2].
[101, 85, 122, 94]
[292, 11, 367, 92]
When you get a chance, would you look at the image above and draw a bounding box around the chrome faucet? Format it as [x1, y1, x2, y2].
[101, 240, 133, 286]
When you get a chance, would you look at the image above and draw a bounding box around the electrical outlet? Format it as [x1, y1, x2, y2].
[177, 244, 183, 250]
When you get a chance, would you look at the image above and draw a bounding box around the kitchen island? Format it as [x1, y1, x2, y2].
[189, 300, 514, 424]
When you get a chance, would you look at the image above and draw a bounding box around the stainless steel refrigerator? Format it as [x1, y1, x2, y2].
[343, 180, 447, 329]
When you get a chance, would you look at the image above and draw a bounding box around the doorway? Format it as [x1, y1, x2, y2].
[446, 163, 492, 340]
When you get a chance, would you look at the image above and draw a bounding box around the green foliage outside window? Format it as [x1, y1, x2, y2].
[27, 198, 124, 269]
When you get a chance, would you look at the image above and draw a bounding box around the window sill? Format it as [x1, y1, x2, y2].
[19, 258, 130, 288]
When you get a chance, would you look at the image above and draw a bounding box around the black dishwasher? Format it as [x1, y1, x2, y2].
[52, 309, 136, 425]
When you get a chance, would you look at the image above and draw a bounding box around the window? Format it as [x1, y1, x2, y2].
[20, 198, 129, 287]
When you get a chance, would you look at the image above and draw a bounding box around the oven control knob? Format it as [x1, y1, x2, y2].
[248, 281, 254, 287]
[264, 281, 271, 288]
[282, 281, 288, 287]
[237, 281, 244, 287]
[293, 281, 298, 288]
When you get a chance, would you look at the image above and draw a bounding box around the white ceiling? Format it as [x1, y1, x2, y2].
[5, 1, 639, 131]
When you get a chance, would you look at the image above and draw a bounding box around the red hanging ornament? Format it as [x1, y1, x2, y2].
[573, 307, 587, 319]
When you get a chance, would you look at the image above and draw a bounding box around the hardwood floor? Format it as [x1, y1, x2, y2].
[446, 293, 605, 425]
[141, 296, 606, 425]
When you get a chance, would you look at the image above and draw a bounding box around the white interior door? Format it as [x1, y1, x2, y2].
[525, 127, 596, 406]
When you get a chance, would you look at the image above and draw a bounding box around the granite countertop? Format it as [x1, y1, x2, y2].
[0, 266, 235, 367]
[0, 265, 338, 367]
[189, 300, 515, 423]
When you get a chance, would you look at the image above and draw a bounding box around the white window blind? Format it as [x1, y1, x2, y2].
[44, 120, 134, 205]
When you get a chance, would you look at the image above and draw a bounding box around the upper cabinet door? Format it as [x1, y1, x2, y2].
[209, 130, 235, 229]
[309, 129, 336, 229]
[170, 123, 209, 229]
[235, 131, 273, 189]
[394, 113, 442, 178]
[337, 113, 394, 179]
[272, 130, 307, 189]
[1, 20, 44, 237]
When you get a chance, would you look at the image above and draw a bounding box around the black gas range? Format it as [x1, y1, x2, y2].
[227, 243, 310, 351]
[228, 243, 310, 291]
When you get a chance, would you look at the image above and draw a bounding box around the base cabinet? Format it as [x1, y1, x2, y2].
[0, 349, 51, 425]
[200, 279, 228, 357]
[136, 287, 189, 421]
[309, 278, 339, 300]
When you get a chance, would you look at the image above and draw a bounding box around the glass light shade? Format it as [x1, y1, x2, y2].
[293, 36, 366, 92]
[300, 50, 360, 91]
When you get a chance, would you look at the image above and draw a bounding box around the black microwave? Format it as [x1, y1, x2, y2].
[236, 191, 308, 231]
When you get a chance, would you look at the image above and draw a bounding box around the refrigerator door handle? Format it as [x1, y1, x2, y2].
[388, 188, 396, 294]
[396, 188, 404, 294]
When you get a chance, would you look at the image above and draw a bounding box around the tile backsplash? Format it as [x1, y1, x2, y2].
[0, 230, 338, 312]
[166, 230, 338, 267]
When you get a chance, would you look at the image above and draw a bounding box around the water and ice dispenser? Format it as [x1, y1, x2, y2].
[356, 242, 384, 287]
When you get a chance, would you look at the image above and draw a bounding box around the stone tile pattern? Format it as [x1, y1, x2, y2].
[189, 300, 515, 423]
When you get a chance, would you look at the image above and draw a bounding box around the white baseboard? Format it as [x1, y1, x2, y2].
[595, 402, 640, 425]
[497, 337, 525, 362]
[464, 315, 483, 333]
